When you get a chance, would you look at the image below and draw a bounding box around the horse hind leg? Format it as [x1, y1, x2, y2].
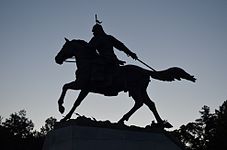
[143, 92, 173, 128]
[118, 90, 143, 124]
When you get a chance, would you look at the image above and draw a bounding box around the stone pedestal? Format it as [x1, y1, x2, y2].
[43, 120, 184, 150]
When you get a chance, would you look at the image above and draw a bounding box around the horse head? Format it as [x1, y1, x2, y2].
[55, 38, 92, 65]
[55, 38, 74, 65]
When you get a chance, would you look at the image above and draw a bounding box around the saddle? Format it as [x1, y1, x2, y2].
[89, 60, 122, 96]
[75, 57, 124, 96]
[90, 63, 114, 87]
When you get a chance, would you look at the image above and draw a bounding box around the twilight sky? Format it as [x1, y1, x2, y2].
[0, 0, 226, 130]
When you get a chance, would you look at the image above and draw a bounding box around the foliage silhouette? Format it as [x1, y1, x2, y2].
[0, 101, 226, 150]
[0, 110, 56, 150]
[40, 117, 57, 136]
[2, 109, 34, 139]
[173, 100, 227, 150]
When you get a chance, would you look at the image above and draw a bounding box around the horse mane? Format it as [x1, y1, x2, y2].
[72, 39, 88, 47]
[71, 39, 98, 59]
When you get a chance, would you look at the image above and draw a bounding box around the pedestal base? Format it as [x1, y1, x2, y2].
[43, 120, 183, 150]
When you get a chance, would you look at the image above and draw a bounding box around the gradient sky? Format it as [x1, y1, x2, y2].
[0, 0, 226, 130]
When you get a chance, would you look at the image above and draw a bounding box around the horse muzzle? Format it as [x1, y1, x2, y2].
[55, 56, 63, 65]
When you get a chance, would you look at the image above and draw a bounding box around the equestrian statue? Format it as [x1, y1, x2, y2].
[55, 16, 196, 128]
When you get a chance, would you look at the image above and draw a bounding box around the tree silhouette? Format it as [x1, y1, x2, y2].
[0, 101, 226, 150]
[0, 110, 57, 150]
[40, 117, 57, 136]
[173, 100, 227, 150]
[2, 109, 34, 138]
[0, 110, 35, 150]
[207, 100, 227, 150]
[0, 116, 3, 124]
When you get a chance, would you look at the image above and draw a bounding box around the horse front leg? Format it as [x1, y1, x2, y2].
[61, 90, 89, 122]
[58, 81, 77, 114]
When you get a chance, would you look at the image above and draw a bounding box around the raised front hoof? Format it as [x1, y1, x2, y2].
[58, 105, 65, 114]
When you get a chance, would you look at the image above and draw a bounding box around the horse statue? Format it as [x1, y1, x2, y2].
[55, 38, 196, 128]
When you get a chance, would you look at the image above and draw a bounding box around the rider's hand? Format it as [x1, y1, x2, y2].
[130, 52, 138, 60]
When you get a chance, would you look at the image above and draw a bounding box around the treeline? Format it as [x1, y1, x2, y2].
[0, 100, 226, 150]
[173, 100, 227, 150]
[0, 110, 56, 150]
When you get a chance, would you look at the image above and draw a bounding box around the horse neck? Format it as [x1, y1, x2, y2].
[73, 49, 96, 69]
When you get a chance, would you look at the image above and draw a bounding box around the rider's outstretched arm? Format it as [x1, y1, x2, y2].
[109, 35, 138, 60]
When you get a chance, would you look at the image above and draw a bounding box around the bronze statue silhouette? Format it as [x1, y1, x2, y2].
[55, 38, 196, 128]
[88, 23, 138, 86]
[89, 23, 138, 64]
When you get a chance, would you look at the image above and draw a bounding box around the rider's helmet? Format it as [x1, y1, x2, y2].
[92, 24, 105, 36]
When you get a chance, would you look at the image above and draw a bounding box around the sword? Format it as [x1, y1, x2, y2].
[64, 57, 156, 72]
[65, 60, 76, 63]
[137, 58, 156, 72]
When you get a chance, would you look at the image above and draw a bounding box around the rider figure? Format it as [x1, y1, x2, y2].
[88, 23, 138, 88]
[89, 23, 138, 67]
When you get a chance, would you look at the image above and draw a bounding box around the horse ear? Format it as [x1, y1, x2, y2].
[64, 37, 70, 42]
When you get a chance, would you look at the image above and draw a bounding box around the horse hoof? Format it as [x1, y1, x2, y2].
[59, 105, 65, 114]
[162, 121, 173, 128]
[60, 118, 66, 122]
[117, 119, 125, 126]
[60, 117, 68, 122]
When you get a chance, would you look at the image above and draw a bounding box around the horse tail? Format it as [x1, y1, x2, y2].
[149, 67, 196, 82]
